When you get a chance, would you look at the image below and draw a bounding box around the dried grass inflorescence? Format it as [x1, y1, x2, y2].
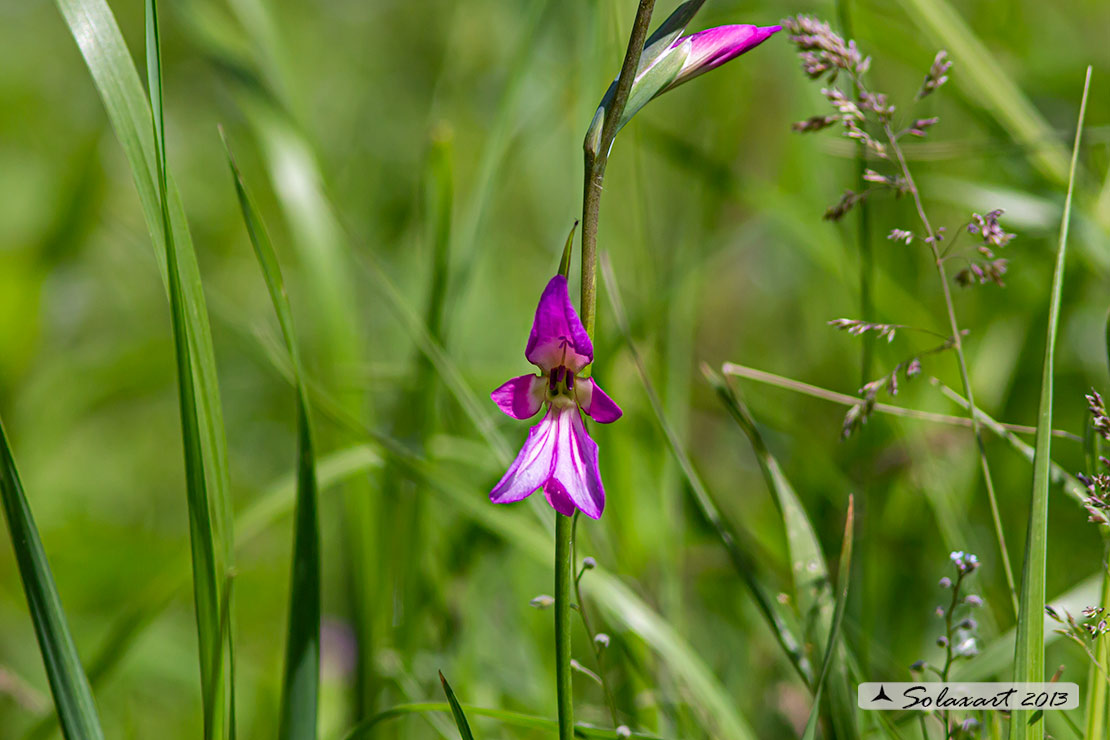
[784, 14, 1021, 438]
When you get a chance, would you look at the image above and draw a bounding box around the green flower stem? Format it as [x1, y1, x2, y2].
[580, 0, 657, 339]
[554, 513, 575, 740]
[566, 4, 658, 736]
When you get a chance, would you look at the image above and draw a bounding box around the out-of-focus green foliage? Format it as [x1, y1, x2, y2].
[1, 0, 1109, 738]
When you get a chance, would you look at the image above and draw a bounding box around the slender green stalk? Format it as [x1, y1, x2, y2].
[839, 0, 873, 683]
[835, 0, 873, 385]
[800, 496, 854, 740]
[936, 567, 973, 735]
[567, 2, 657, 734]
[1010, 66, 1091, 740]
[876, 110, 1017, 616]
[706, 366, 859, 737]
[555, 513, 575, 740]
[572, 513, 621, 729]
[580, 0, 657, 338]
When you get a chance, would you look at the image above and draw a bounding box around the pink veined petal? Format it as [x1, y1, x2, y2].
[490, 409, 558, 504]
[666, 24, 781, 90]
[525, 275, 593, 374]
[577, 377, 622, 424]
[549, 406, 604, 519]
[490, 374, 545, 420]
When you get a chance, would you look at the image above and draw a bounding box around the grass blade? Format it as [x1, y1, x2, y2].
[145, 2, 234, 737]
[801, 496, 854, 740]
[55, 0, 237, 735]
[703, 367, 828, 630]
[145, 2, 235, 737]
[1009, 66, 1091, 740]
[705, 366, 860, 739]
[0, 419, 104, 740]
[221, 131, 320, 740]
[26, 444, 381, 739]
[438, 672, 476, 740]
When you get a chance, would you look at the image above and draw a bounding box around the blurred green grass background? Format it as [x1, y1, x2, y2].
[2, 0, 1110, 737]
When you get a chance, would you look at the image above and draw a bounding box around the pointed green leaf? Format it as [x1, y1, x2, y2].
[1010, 67, 1091, 740]
[438, 672, 476, 740]
[221, 131, 320, 740]
[801, 497, 854, 740]
[0, 419, 104, 740]
[558, 221, 578, 279]
[703, 368, 829, 624]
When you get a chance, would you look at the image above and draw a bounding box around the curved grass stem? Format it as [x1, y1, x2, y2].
[879, 116, 1019, 618]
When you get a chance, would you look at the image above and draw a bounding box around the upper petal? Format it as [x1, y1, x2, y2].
[549, 406, 605, 519]
[576, 377, 622, 424]
[491, 374, 545, 420]
[666, 24, 781, 90]
[490, 410, 558, 504]
[525, 276, 593, 374]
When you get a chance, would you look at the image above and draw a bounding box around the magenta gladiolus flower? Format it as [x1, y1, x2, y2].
[489, 276, 622, 519]
[662, 24, 781, 92]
